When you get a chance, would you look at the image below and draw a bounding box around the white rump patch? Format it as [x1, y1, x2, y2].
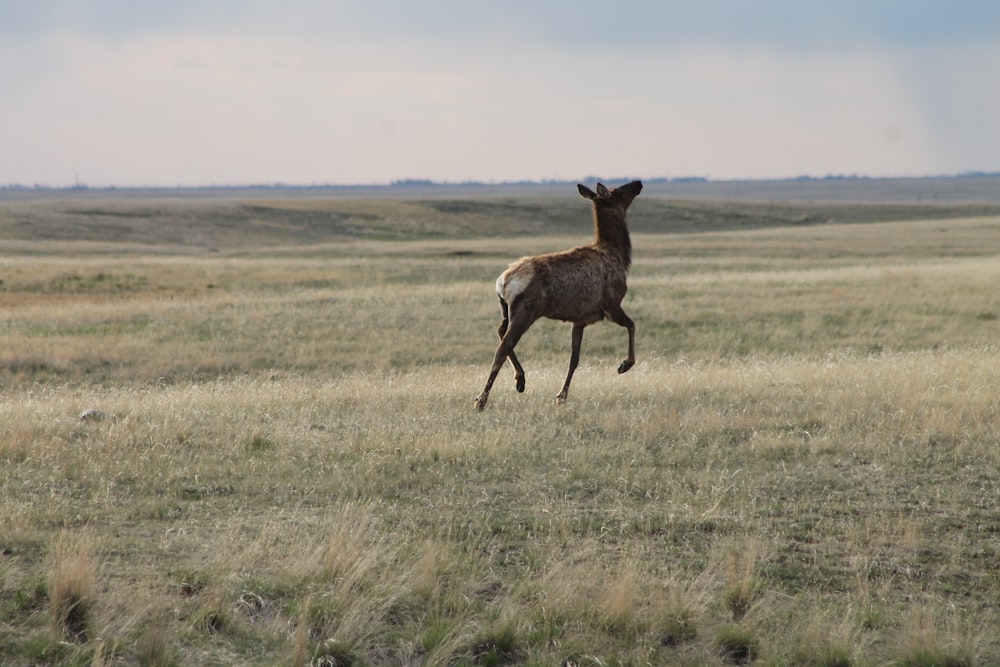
[497, 261, 534, 303]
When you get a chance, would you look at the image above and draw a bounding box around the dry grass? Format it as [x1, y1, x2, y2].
[2, 198, 1000, 664]
[47, 532, 97, 643]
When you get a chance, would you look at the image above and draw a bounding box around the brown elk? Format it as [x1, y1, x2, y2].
[474, 180, 642, 410]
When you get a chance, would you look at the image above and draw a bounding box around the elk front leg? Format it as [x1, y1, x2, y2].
[606, 305, 635, 374]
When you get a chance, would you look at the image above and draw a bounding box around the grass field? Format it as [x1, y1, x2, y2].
[2, 195, 1000, 665]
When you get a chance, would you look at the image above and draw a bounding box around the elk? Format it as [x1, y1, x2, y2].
[474, 180, 642, 410]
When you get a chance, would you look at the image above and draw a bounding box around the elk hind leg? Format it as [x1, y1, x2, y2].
[497, 298, 526, 392]
[475, 314, 532, 411]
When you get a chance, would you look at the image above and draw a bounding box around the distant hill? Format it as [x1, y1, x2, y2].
[3, 182, 1000, 251]
[2, 174, 1000, 204]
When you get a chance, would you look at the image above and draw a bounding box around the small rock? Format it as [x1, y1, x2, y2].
[79, 409, 111, 422]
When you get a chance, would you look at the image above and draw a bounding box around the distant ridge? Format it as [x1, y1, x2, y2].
[2, 173, 1000, 204]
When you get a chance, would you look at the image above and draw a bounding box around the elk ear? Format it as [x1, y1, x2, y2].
[596, 183, 611, 198]
[578, 184, 598, 200]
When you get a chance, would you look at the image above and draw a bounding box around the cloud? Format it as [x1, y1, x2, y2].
[894, 41, 1000, 173]
[1, 1, 998, 184]
[7, 1, 1000, 50]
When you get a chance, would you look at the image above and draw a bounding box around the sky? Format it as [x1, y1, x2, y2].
[2, 1, 999, 187]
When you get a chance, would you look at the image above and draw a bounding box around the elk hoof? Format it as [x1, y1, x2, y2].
[617, 359, 635, 374]
[474, 394, 488, 411]
[515, 375, 525, 393]
[555, 391, 567, 405]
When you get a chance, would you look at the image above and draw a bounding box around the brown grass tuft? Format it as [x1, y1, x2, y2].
[135, 623, 179, 667]
[599, 561, 642, 635]
[721, 539, 766, 621]
[893, 607, 977, 667]
[47, 531, 98, 643]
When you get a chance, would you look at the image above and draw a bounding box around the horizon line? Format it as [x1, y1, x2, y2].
[3, 171, 1000, 192]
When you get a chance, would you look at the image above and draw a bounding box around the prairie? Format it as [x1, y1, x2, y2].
[2, 195, 1000, 665]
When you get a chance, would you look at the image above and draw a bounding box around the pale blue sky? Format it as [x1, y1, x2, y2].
[2, 1, 998, 186]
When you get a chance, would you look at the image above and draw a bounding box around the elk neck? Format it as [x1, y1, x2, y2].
[593, 210, 632, 270]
